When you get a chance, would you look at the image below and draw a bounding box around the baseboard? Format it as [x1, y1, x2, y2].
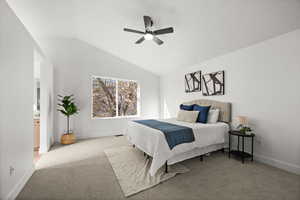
[254, 154, 300, 175]
[5, 166, 35, 200]
[72, 130, 125, 140]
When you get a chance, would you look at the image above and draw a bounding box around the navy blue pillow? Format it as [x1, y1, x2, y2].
[193, 105, 211, 123]
[179, 104, 194, 111]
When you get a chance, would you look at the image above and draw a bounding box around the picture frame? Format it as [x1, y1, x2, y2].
[185, 71, 201, 93]
[202, 70, 225, 96]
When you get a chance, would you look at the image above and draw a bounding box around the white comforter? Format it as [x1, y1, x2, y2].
[125, 118, 229, 176]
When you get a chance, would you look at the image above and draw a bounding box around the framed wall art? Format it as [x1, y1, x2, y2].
[202, 70, 225, 96]
[185, 71, 201, 93]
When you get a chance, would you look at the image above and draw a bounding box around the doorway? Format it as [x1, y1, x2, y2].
[33, 54, 41, 164]
[33, 49, 54, 165]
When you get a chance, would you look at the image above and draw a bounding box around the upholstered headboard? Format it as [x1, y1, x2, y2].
[182, 99, 231, 123]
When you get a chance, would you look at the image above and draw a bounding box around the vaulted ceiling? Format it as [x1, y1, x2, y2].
[7, 0, 300, 75]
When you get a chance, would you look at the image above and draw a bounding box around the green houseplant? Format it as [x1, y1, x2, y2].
[240, 126, 252, 135]
[57, 95, 79, 144]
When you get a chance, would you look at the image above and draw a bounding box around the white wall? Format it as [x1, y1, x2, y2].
[160, 29, 300, 174]
[0, 1, 53, 199]
[0, 1, 34, 199]
[40, 60, 54, 153]
[42, 38, 160, 141]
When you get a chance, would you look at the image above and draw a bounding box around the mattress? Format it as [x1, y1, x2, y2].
[125, 118, 229, 176]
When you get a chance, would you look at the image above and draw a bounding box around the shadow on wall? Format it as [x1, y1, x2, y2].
[39, 37, 160, 141]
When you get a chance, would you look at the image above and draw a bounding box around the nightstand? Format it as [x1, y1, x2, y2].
[228, 130, 255, 163]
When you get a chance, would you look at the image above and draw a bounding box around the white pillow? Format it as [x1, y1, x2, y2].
[177, 110, 199, 123]
[207, 109, 220, 123]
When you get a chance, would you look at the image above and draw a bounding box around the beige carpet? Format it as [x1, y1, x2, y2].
[17, 136, 300, 200]
[104, 146, 189, 197]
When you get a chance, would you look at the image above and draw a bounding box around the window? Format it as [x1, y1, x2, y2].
[92, 76, 139, 118]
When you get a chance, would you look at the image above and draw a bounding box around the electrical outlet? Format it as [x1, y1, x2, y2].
[9, 166, 15, 176]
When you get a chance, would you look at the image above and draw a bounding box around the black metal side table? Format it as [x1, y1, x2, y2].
[229, 130, 255, 163]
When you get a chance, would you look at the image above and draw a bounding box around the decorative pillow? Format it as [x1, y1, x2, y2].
[179, 104, 194, 111]
[193, 105, 211, 123]
[177, 110, 199, 123]
[207, 109, 220, 123]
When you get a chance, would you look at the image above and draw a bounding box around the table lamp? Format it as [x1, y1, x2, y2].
[236, 116, 248, 128]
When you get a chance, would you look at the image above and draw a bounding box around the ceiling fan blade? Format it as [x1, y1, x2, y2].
[153, 27, 174, 35]
[153, 36, 163, 45]
[123, 28, 145, 34]
[143, 16, 152, 29]
[135, 37, 145, 44]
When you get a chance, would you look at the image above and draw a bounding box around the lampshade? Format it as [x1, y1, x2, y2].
[236, 116, 248, 125]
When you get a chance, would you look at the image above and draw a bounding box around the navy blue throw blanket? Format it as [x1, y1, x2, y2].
[134, 120, 195, 150]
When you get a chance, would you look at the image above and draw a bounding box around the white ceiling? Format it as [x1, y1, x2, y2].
[7, 0, 300, 75]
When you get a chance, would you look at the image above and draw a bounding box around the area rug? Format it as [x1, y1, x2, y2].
[104, 146, 189, 197]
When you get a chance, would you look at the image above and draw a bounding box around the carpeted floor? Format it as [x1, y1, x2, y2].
[17, 136, 300, 200]
[104, 146, 189, 197]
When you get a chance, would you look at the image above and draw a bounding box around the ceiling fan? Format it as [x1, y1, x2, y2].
[123, 16, 174, 45]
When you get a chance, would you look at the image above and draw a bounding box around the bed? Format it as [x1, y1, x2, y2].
[125, 99, 231, 176]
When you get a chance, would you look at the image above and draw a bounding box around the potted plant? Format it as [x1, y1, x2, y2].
[57, 94, 79, 144]
[240, 126, 252, 135]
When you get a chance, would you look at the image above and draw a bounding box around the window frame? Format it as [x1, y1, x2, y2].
[91, 75, 140, 119]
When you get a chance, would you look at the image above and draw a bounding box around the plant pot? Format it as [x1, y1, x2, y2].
[61, 133, 76, 145]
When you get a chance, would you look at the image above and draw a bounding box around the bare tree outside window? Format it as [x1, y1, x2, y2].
[92, 76, 138, 118]
[92, 77, 116, 117]
[118, 80, 138, 116]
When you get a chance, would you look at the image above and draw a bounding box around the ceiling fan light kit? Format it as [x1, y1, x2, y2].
[144, 33, 154, 40]
[124, 16, 174, 45]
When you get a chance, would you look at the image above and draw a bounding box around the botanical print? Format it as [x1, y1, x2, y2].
[185, 71, 201, 93]
[202, 71, 225, 96]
